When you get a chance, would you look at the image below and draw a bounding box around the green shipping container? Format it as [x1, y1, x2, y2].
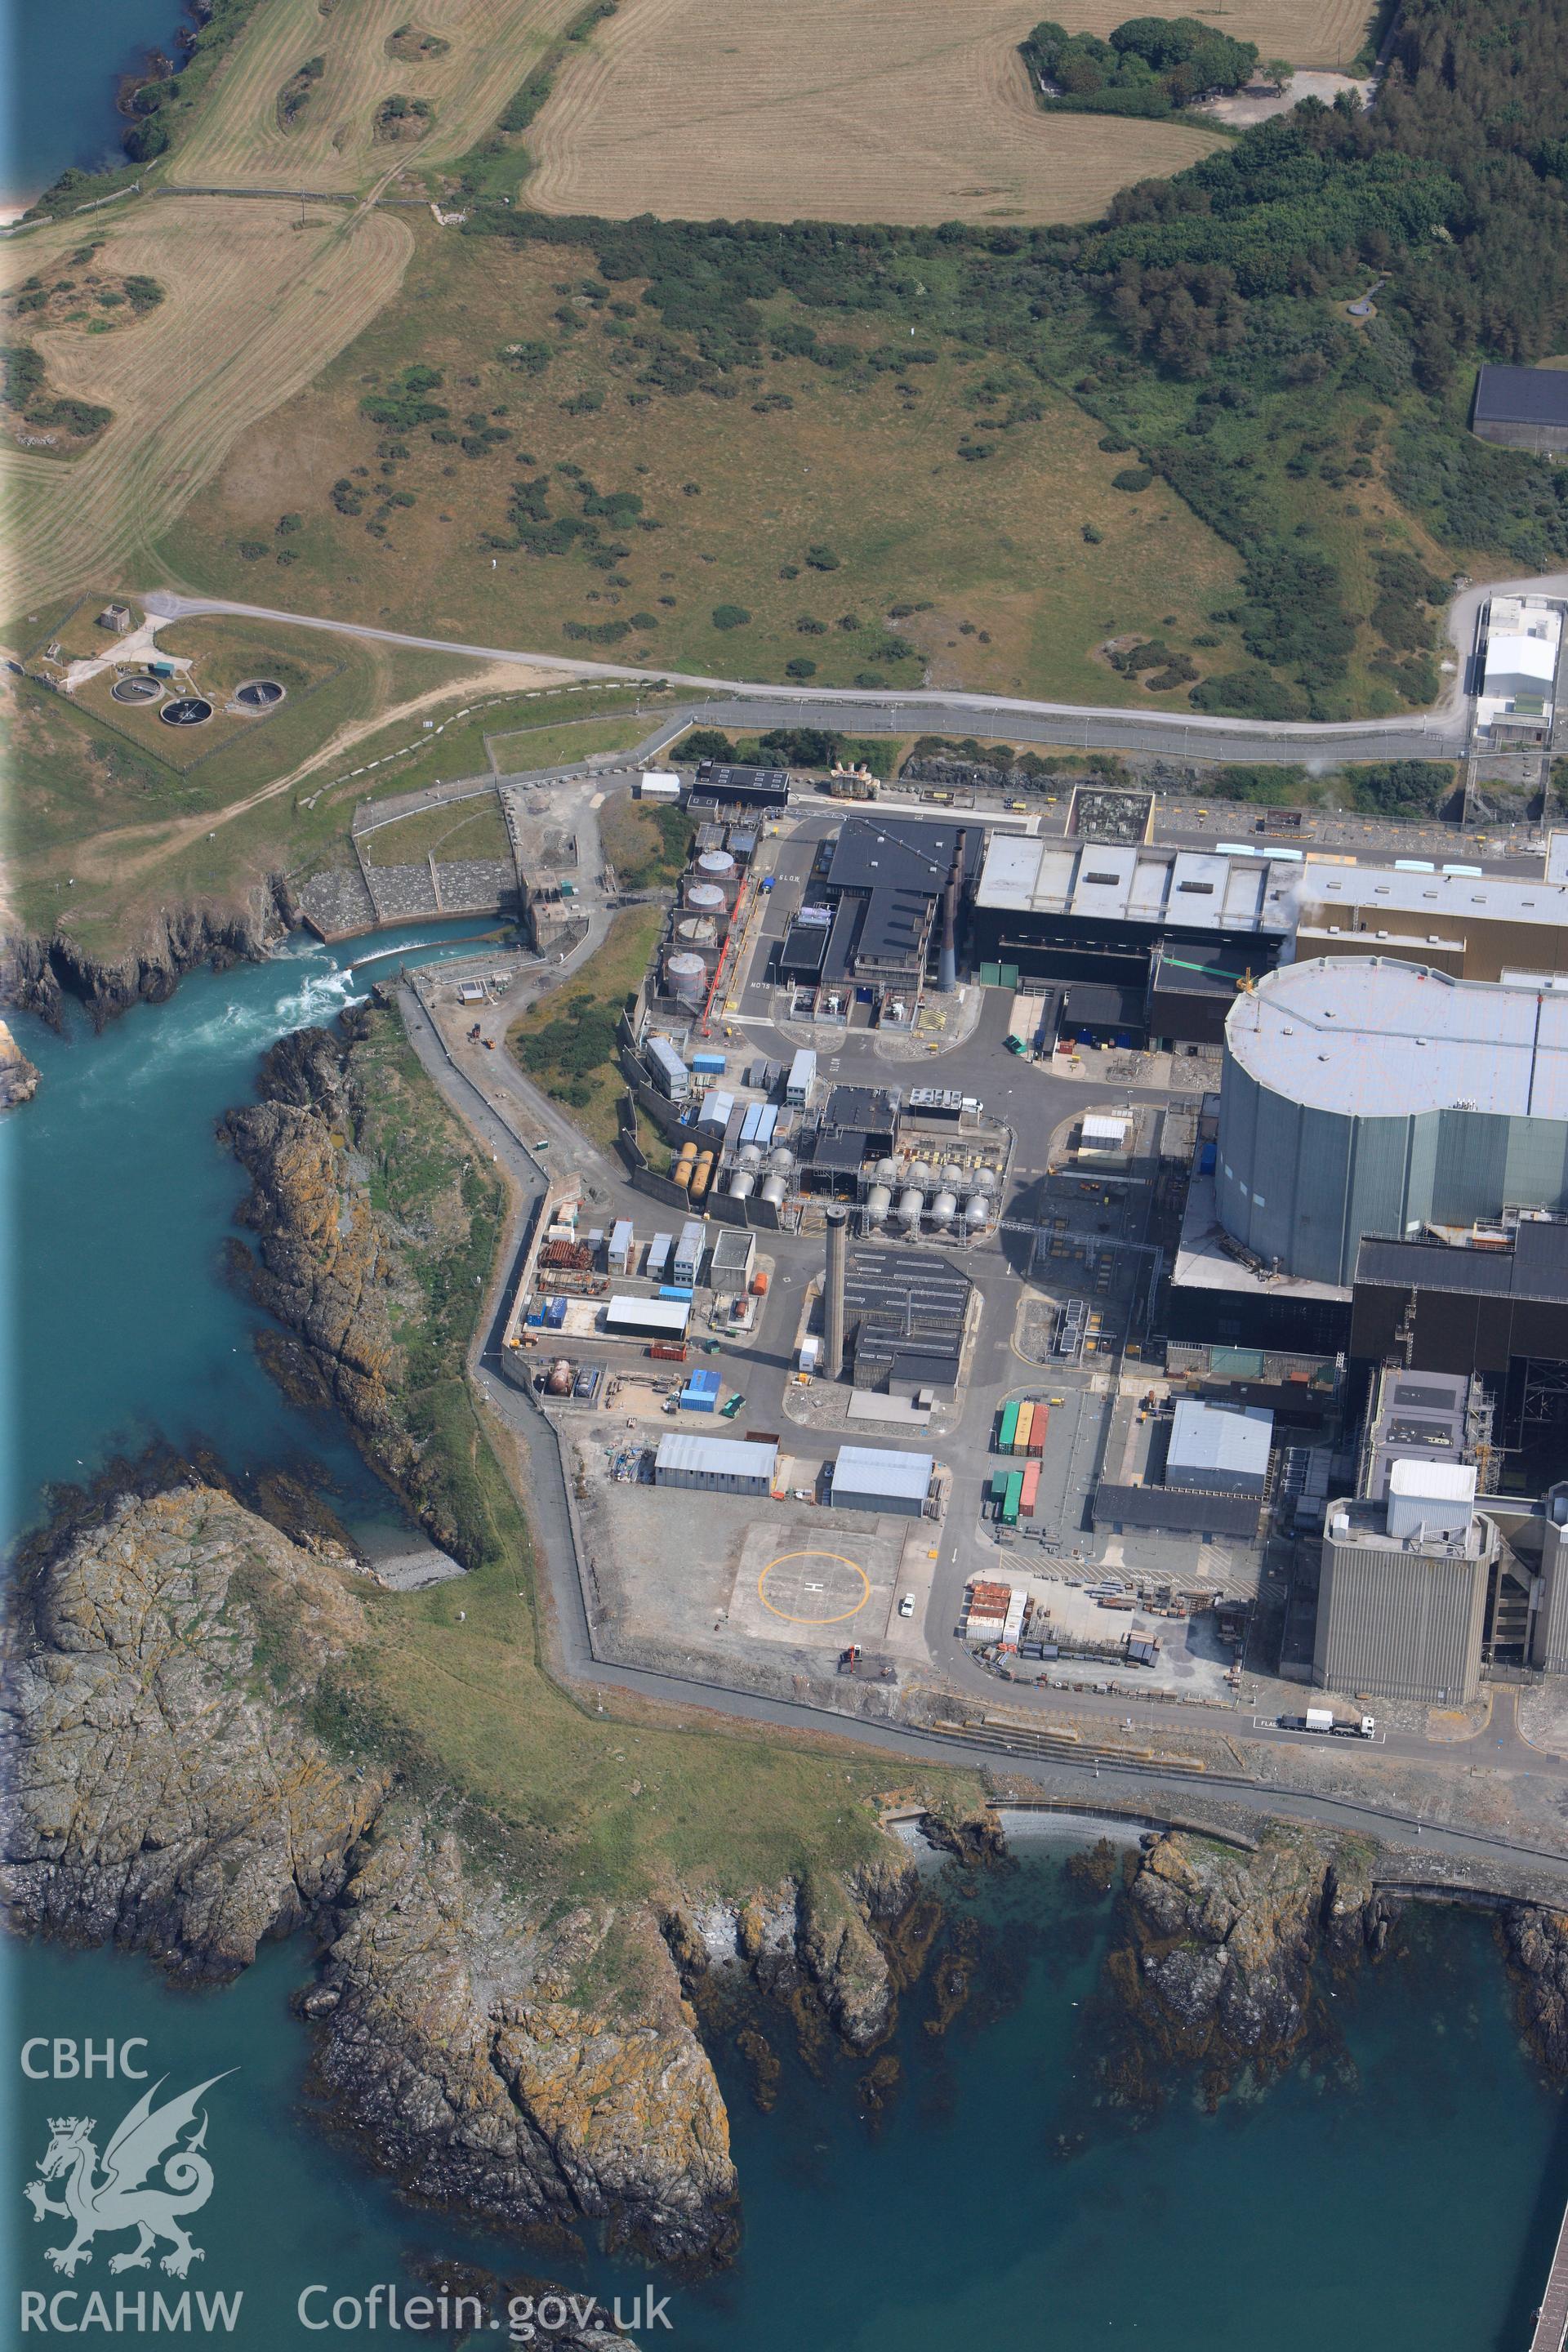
[1001, 1471, 1024, 1526]
[991, 1471, 1009, 1500]
[998, 1401, 1020, 1452]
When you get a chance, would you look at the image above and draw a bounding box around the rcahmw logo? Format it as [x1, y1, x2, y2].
[20, 2051, 243, 2334]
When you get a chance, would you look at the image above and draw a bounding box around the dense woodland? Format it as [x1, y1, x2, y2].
[469, 0, 1568, 722]
[1021, 16, 1261, 119]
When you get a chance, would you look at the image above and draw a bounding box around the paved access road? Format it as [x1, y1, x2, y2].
[140, 573, 1568, 766]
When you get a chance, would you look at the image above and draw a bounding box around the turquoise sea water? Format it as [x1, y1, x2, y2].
[5, 938, 1568, 2347]
[4, 0, 193, 208]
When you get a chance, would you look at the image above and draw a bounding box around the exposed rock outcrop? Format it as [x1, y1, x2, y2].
[1, 875, 293, 1028]
[2, 1479, 738, 2265]
[1503, 1904, 1568, 2073]
[1097, 1827, 1396, 2100]
[0, 1018, 40, 1108]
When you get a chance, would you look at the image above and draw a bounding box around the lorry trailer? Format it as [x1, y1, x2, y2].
[1279, 1708, 1376, 1739]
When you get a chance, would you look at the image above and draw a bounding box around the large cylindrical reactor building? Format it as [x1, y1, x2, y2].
[1216, 959, 1568, 1285]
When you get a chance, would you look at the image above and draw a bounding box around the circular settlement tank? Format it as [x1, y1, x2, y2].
[930, 1189, 958, 1227]
[760, 1174, 787, 1208]
[897, 1186, 924, 1227]
[158, 696, 213, 727]
[691, 1152, 714, 1199]
[728, 1169, 755, 1200]
[697, 850, 736, 880]
[964, 1193, 990, 1229]
[111, 673, 162, 705]
[906, 1160, 933, 1192]
[938, 1162, 964, 1192]
[665, 951, 706, 1006]
[546, 1359, 574, 1396]
[684, 881, 727, 915]
[865, 1183, 892, 1225]
[234, 678, 285, 710]
[875, 1156, 898, 1184]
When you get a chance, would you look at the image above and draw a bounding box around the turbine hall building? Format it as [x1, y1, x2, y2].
[1215, 960, 1568, 1286]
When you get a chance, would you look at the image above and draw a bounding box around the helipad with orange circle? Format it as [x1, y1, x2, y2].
[757, 1548, 871, 1625]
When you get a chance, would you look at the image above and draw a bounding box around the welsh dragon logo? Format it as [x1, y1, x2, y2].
[24, 2073, 232, 2278]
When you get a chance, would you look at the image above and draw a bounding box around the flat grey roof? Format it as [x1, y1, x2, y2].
[1225, 959, 1568, 1121]
[974, 835, 1295, 934]
[1168, 1398, 1273, 1481]
[832, 1445, 933, 1500]
[656, 1433, 777, 1478]
[1298, 859, 1568, 932]
[1474, 363, 1568, 428]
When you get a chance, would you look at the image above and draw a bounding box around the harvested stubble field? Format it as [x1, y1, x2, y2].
[0, 198, 411, 617]
[172, 0, 581, 194]
[158, 225, 1248, 706]
[527, 0, 1225, 227]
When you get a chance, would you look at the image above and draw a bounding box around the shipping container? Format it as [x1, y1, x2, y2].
[1019, 1459, 1040, 1516]
[648, 1341, 688, 1362]
[659, 1285, 696, 1301]
[998, 1401, 1020, 1453]
[1001, 1471, 1024, 1526]
[1014, 1402, 1035, 1456]
[1028, 1404, 1048, 1456]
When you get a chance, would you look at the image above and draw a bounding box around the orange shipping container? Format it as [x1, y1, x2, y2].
[1019, 1460, 1040, 1516]
[1028, 1404, 1048, 1456]
[1013, 1402, 1034, 1455]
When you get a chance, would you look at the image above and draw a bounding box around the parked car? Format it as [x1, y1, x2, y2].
[898, 1594, 915, 1618]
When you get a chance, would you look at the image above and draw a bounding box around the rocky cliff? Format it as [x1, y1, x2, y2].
[1, 1478, 738, 2264]
[1, 875, 293, 1028]
[1094, 1825, 1398, 2101]
[0, 1018, 40, 1108]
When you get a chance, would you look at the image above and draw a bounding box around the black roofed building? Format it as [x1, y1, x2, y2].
[813, 817, 984, 1023]
[840, 1244, 973, 1397]
[1472, 364, 1568, 457]
[691, 762, 791, 812]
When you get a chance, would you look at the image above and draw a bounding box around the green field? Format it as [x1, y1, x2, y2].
[156, 220, 1254, 708]
[358, 794, 510, 866]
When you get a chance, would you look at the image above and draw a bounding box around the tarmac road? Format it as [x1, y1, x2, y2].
[140, 570, 1568, 767]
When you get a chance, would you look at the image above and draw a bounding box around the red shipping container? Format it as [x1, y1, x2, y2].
[1028, 1403, 1048, 1456]
[1019, 1460, 1040, 1516]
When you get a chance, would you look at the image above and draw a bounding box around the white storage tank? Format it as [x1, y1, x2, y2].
[674, 915, 718, 948]
[930, 1189, 958, 1227]
[697, 850, 736, 880]
[970, 1165, 997, 1195]
[768, 1146, 795, 1174]
[684, 881, 727, 915]
[728, 1169, 756, 1200]
[906, 1160, 933, 1192]
[665, 951, 707, 1005]
[865, 1183, 892, 1225]
[760, 1174, 788, 1208]
[896, 1187, 924, 1227]
[938, 1162, 964, 1192]
[964, 1193, 990, 1229]
[875, 1156, 898, 1184]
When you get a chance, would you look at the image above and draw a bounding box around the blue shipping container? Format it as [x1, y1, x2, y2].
[660, 1285, 695, 1301]
[692, 1053, 726, 1075]
[1199, 1143, 1216, 1174]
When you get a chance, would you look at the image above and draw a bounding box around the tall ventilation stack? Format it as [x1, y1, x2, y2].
[937, 830, 968, 992]
[823, 1207, 849, 1379]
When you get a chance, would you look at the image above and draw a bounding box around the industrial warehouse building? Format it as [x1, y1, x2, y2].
[1472, 364, 1568, 457]
[840, 1246, 973, 1396]
[1291, 859, 1568, 982]
[1314, 1472, 1496, 1705]
[1215, 960, 1568, 1285]
[1165, 1399, 1272, 1494]
[605, 1294, 691, 1339]
[654, 1434, 778, 1494]
[777, 817, 982, 1022]
[828, 1446, 933, 1516]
